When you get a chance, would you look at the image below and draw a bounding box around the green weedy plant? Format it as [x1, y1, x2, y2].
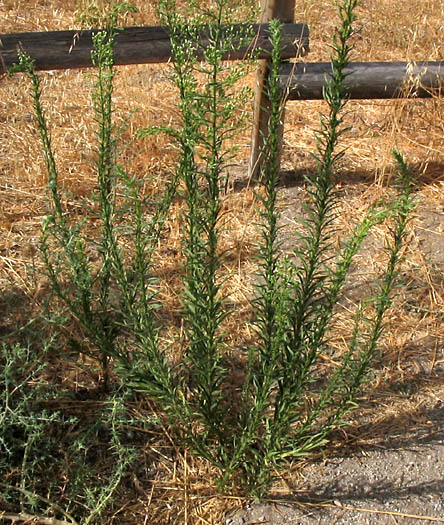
[0, 342, 70, 518]
[11, 0, 415, 499]
[61, 390, 137, 525]
[228, 8, 416, 494]
[9, 1, 181, 391]
[121, 0, 259, 459]
[0, 340, 136, 524]
[122, 0, 414, 498]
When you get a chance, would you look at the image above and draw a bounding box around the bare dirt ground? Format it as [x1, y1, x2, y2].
[227, 401, 444, 524]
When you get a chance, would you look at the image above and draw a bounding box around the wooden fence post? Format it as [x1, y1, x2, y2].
[248, 0, 294, 179]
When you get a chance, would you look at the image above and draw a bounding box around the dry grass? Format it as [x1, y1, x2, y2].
[1, 1, 444, 523]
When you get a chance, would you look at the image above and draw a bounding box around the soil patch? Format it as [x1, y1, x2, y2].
[227, 399, 444, 524]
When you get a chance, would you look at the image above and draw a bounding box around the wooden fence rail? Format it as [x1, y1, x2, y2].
[1, 17, 443, 176]
[280, 61, 444, 100]
[0, 23, 309, 73]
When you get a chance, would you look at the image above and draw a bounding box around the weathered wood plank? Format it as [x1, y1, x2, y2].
[280, 61, 444, 100]
[249, 0, 296, 179]
[0, 23, 309, 74]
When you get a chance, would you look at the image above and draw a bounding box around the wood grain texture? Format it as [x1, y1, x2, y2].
[280, 61, 444, 100]
[249, 0, 297, 178]
[0, 23, 309, 74]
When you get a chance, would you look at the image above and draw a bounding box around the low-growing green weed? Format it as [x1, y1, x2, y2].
[8, 0, 415, 501]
